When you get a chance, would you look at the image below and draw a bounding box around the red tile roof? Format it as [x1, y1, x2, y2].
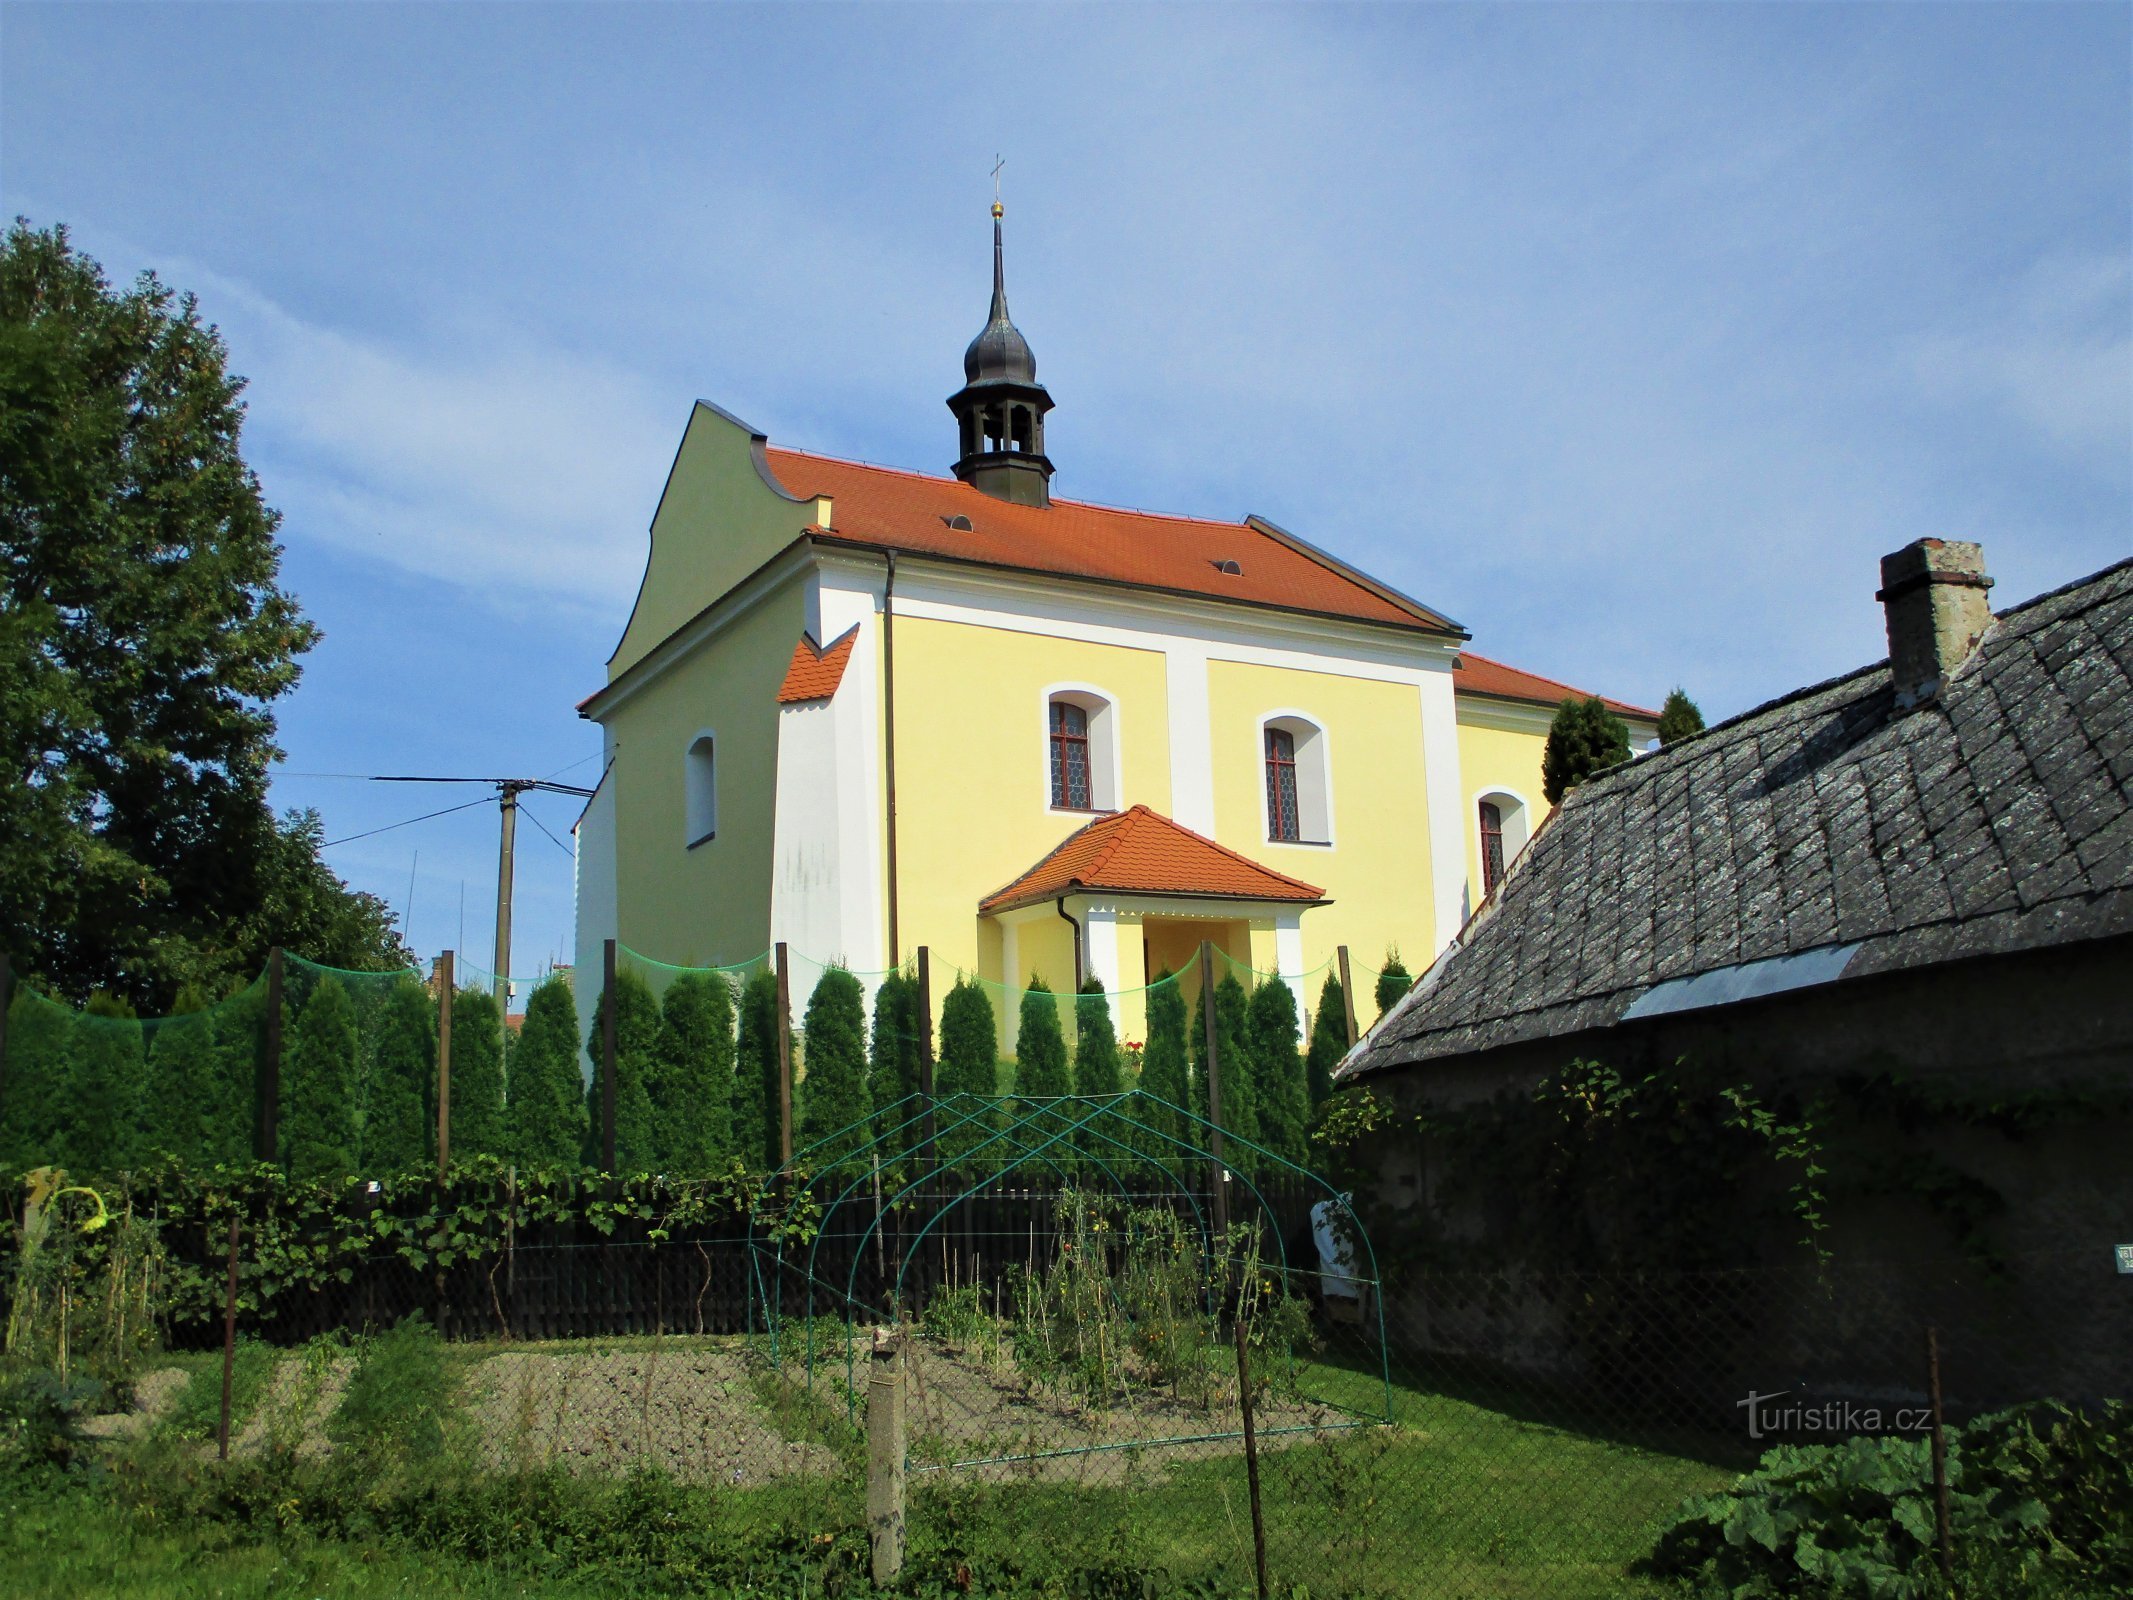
[1456, 652, 1658, 721]
[777, 626, 859, 704]
[764, 448, 1458, 635]
[980, 805, 1328, 915]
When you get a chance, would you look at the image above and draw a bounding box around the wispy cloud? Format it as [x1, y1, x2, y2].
[181, 266, 680, 612]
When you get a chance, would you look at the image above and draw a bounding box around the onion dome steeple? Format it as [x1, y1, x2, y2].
[947, 195, 1055, 506]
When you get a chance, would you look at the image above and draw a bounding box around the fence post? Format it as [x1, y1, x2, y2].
[1336, 945, 1358, 1049]
[867, 1326, 907, 1584]
[916, 946, 936, 1152]
[1233, 1303, 1270, 1600]
[1927, 1325, 1956, 1593]
[0, 951, 13, 1112]
[1199, 941, 1229, 1238]
[435, 950, 454, 1178]
[216, 1212, 241, 1461]
[259, 947, 284, 1162]
[601, 938, 618, 1173]
[775, 942, 794, 1168]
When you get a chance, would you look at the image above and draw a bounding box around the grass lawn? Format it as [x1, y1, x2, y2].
[17, 1333, 1737, 1599]
[0, 1480, 629, 1600]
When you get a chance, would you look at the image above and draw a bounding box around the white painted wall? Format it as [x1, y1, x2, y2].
[766, 560, 891, 986]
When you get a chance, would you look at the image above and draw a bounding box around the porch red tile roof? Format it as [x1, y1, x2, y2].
[980, 804, 1327, 915]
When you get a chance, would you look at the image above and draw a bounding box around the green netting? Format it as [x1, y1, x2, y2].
[1, 974, 272, 1174]
[742, 1087, 1393, 1469]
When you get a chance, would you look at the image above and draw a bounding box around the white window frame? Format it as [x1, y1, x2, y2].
[1259, 711, 1333, 847]
[1473, 788, 1532, 887]
[685, 729, 718, 847]
[1040, 684, 1121, 815]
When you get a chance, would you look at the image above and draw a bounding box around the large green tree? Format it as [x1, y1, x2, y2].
[934, 976, 999, 1169]
[1658, 689, 1706, 746]
[654, 972, 735, 1173]
[281, 975, 358, 1180]
[1191, 974, 1257, 1153]
[866, 970, 927, 1161]
[1013, 978, 1071, 1101]
[796, 966, 869, 1161]
[583, 970, 658, 1172]
[505, 976, 583, 1168]
[1304, 972, 1348, 1108]
[1541, 695, 1632, 806]
[447, 986, 507, 1162]
[732, 969, 783, 1172]
[0, 220, 404, 1006]
[1374, 953, 1413, 1023]
[362, 978, 432, 1174]
[1245, 979, 1310, 1166]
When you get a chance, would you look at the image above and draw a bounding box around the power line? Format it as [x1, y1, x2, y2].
[517, 798, 576, 858]
[322, 795, 492, 848]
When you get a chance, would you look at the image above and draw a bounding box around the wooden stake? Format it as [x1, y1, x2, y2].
[1928, 1325, 1956, 1593]
[260, 947, 284, 1162]
[775, 942, 794, 1167]
[216, 1214, 240, 1461]
[435, 950, 454, 1178]
[917, 946, 936, 1151]
[601, 938, 618, 1173]
[1233, 1303, 1271, 1600]
[1336, 945, 1358, 1049]
[867, 1329, 906, 1584]
[1199, 941, 1228, 1238]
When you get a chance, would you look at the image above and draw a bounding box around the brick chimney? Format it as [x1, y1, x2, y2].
[1877, 538, 1995, 710]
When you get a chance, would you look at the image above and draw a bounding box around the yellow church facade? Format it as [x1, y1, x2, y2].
[574, 218, 1655, 1047]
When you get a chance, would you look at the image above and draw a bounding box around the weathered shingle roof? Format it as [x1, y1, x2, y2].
[1343, 558, 2133, 1078]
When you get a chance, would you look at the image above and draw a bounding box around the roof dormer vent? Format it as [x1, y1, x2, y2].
[1211, 559, 1243, 576]
[944, 514, 974, 532]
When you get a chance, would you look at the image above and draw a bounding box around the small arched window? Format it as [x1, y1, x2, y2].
[1474, 790, 1531, 893]
[685, 734, 717, 846]
[1261, 714, 1331, 844]
[1479, 799, 1505, 895]
[1265, 727, 1301, 842]
[1051, 701, 1091, 810]
[1044, 688, 1119, 813]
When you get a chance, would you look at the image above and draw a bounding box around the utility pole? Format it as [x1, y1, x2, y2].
[493, 780, 528, 1011]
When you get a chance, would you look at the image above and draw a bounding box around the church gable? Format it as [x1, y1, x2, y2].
[608, 400, 818, 679]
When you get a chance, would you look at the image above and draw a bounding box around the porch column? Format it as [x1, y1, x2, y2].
[1275, 910, 1307, 1019]
[1081, 900, 1124, 1034]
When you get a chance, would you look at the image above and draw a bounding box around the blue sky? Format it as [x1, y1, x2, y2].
[5, 3, 2128, 993]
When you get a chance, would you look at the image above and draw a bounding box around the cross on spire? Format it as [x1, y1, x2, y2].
[991, 155, 1005, 220]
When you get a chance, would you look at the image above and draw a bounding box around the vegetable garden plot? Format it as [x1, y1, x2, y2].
[743, 1088, 1395, 1482]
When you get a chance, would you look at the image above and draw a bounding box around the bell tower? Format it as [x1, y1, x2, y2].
[947, 195, 1055, 507]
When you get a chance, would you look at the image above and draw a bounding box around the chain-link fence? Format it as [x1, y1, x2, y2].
[79, 1192, 2122, 1599]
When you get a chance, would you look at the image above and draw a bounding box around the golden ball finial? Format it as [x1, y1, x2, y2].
[991, 200, 1004, 220]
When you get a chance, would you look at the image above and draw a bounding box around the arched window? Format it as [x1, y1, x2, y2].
[1044, 688, 1119, 813]
[1479, 799, 1505, 895]
[1474, 790, 1531, 893]
[1260, 713, 1331, 844]
[685, 734, 717, 846]
[1050, 701, 1091, 809]
[1265, 727, 1301, 841]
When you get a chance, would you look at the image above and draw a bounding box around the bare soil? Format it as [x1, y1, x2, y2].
[465, 1345, 838, 1484]
[902, 1339, 1350, 1485]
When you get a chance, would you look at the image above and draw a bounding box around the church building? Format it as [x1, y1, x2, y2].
[574, 204, 1656, 1046]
